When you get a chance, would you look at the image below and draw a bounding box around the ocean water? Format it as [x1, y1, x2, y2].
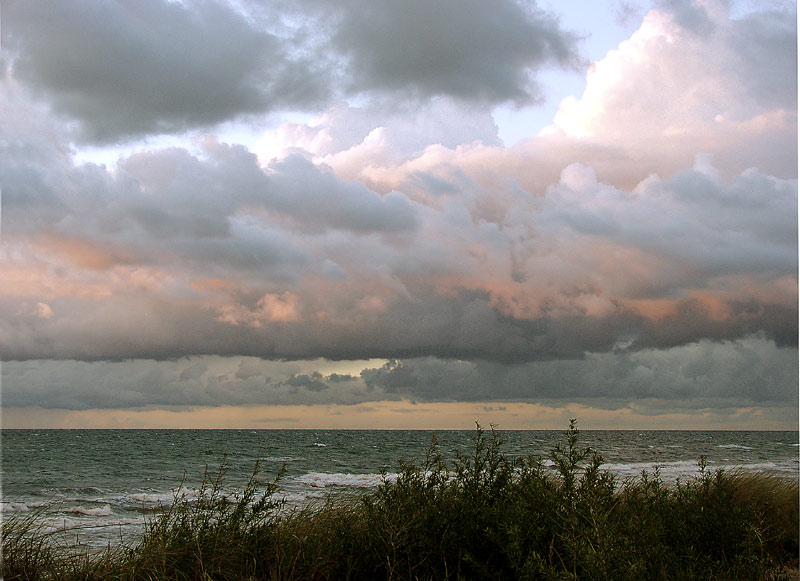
[2, 429, 798, 550]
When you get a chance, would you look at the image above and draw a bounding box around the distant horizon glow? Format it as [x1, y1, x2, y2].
[3, 399, 796, 431]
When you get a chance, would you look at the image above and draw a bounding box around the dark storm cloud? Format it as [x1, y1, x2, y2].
[79, 300, 781, 360]
[356, 337, 799, 405]
[2, 281, 793, 364]
[3, 334, 794, 410]
[328, 373, 357, 382]
[327, 0, 581, 104]
[362, 360, 418, 391]
[3, 0, 329, 142]
[3, 0, 581, 143]
[631, 301, 798, 351]
[285, 372, 328, 392]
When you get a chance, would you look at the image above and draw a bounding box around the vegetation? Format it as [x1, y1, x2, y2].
[4, 421, 798, 580]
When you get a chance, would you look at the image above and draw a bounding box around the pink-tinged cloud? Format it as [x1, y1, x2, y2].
[2, 153, 794, 359]
[217, 292, 301, 326]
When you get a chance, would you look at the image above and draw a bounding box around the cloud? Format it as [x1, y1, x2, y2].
[325, 0, 581, 104]
[262, 155, 419, 234]
[3, 0, 330, 143]
[2, 335, 794, 411]
[35, 302, 53, 319]
[275, 1, 795, 219]
[284, 372, 328, 392]
[3, 0, 582, 144]
[0, 357, 378, 409]
[1, 112, 795, 362]
[0, 0, 795, 422]
[546, 0, 797, 180]
[356, 335, 798, 406]
[254, 99, 502, 166]
[655, 0, 716, 33]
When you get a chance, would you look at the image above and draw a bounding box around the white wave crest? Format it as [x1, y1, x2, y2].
[293, 472, 391, 488]
[128, 492, 175, 504]
[67, 504, 113, 517]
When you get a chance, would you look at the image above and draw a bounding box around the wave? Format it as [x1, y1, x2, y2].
[1, 502, 33, 513]
[66, 504, 113, 517]
[127, 492, 176, 505]
[600, 460, 795, 483]
[292, 472, 393, 489]
[125, 485, 207, 507]
[600, 460, 699, 479]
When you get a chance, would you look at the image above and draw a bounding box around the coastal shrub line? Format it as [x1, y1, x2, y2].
[3, 420, 798, 580]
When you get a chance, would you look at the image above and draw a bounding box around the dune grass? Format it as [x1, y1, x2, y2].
[3, 421, 798, 580]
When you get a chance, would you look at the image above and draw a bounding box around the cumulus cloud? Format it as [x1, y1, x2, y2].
[256, 1, 796, 218]
[324, 0, 581, 104]
[254, 99, 503, 166]
[547, 0, 797, 179]
[3, 0, 581, 144]
[2, 0, 330, 143]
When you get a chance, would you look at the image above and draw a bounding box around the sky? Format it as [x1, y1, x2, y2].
[0, 0, 797, 430]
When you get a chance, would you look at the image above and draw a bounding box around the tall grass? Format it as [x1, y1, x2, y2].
[4, 420, 798, 580]
[2, 506, 127, 580]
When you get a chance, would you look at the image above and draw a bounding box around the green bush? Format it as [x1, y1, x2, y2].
[3, 421, 798, 580]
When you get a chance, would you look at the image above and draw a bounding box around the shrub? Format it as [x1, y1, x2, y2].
[3, 421, 798, 580]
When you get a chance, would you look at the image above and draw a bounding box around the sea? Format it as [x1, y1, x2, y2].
[2, 429, 798, 551]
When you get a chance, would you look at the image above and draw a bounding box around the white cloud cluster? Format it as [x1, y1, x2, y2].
[547, 2, 797, 179]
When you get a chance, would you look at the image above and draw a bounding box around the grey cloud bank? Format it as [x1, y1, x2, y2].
[3, 335, 795, 411]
